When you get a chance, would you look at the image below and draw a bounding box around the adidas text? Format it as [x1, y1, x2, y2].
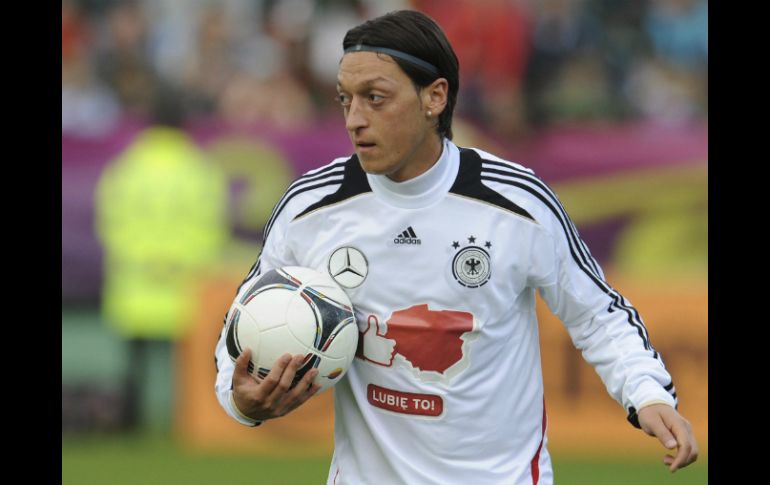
[394, 238, 422, 245]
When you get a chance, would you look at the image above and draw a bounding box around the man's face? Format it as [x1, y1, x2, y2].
[337, 52, 439, 182]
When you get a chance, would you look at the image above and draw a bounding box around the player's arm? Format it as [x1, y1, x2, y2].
[214, 308, 320, 425]
[213, 207, 320, 425]
[528, 193, 697, 472]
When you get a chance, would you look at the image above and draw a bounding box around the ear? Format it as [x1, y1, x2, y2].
[421, 78, 448, 117]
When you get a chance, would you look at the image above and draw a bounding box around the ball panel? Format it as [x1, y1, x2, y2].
[283, 266, 353, 309]
[242, 288, 296, 331]
[299, 288, 355, 353]
[313, 353, 356, 392]
[239, 268, 299, 304]
[255, 325, 308, 371]
[279, 266, 321, 285]
[321, 318, 359, 360]
[284, 291, 322, 350]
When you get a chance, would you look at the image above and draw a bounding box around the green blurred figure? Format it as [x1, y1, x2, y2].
[95, 87, 228, 429]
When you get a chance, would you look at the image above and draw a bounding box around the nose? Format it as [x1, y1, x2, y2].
[345, 97, 368, 134]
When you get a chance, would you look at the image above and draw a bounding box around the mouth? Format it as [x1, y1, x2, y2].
[355, 142, 378, 156]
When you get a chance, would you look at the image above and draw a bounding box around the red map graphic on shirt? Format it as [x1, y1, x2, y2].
[385, 304, 474, 374]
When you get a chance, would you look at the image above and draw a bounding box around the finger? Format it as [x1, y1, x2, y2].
[284, 380, 322, 415]
[266, 354, 305, 404]
[277, 368, 319, 415]
[665, 420, 694, 472]
[689, 441, 700, 464]
[665, 445, 698, 470]
[304, 382, 323, 399]
[668, 442, 695, 472]
[289, 366, 319, 398]
[256, 353, 293, 398]
[233, 348, 253, 381]
[682, 422, 699, 466]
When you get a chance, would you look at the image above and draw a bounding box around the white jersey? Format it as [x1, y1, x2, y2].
[214, 139, 678, 485]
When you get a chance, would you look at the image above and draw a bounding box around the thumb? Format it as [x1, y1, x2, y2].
[660, 432, 678, 450]
[640, 405, 679, 450]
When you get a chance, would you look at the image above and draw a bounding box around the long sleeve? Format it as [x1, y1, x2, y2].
[213, 205, 295, 427]
[528, 196, 677, 428]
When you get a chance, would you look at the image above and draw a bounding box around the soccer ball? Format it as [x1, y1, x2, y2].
[225, 266, 359, 393]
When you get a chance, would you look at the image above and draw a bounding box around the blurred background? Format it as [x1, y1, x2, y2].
[62, 0, 707, 483]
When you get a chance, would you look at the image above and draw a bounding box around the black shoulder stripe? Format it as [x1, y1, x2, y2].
[482, 157, 614, 303]
[239, 257, 261, 290]
[481, 158, 534, 174]
[293, 155, 372, 220]
[481, 171, 606, 289]
[263, 178, 344, 241]
[284, 161, 347, 194]
[291, 165, 346, 188]
[240, 162, 351, 295]
[265, 161, 347, 227]
[304, 159, 349, 178]
[450, 149, 535, 222]
[481, 159, 602, 278]
[482, 173, 611, 290]
[236, 258, 262, 303]
[478, 156, 667, 368]
[482, 172, 654, 353]
[262, 162, 347, 241]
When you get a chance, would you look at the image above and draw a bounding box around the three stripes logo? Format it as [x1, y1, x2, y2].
[394, 226, 421, 245]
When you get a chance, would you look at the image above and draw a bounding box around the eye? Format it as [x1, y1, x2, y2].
[337, 93, 351, 107]
[369, 94, 384, 104]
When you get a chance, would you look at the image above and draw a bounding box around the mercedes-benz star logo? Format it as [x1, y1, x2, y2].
[328, 247, 368, 288]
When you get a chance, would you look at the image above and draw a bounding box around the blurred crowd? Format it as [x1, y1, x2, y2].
[62, 0, 707, 141]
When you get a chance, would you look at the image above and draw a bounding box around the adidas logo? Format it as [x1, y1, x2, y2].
[393, 226, 421, 245]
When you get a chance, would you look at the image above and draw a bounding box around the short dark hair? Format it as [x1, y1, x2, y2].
[343, 10, 459, 140]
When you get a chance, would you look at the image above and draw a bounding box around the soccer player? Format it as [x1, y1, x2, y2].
[214, 10, 698, 484]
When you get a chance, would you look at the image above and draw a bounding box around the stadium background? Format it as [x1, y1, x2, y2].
[62, 0, 707, 483]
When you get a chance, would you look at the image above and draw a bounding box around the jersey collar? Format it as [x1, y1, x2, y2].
[366, 138, 459, 209]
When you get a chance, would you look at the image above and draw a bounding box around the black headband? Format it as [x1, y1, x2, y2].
[344, 44, 440, 77]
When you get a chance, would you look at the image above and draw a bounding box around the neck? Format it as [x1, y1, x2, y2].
[386, 134, 443, 182]
[366, 139, 458, 209]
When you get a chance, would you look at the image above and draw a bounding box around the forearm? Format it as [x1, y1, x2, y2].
[560, 304, 677, 426]
[214, 323, 261, 427]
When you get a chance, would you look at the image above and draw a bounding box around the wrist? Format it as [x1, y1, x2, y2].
[229, 391, 263, 426]
[637, 400, 674, 412]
